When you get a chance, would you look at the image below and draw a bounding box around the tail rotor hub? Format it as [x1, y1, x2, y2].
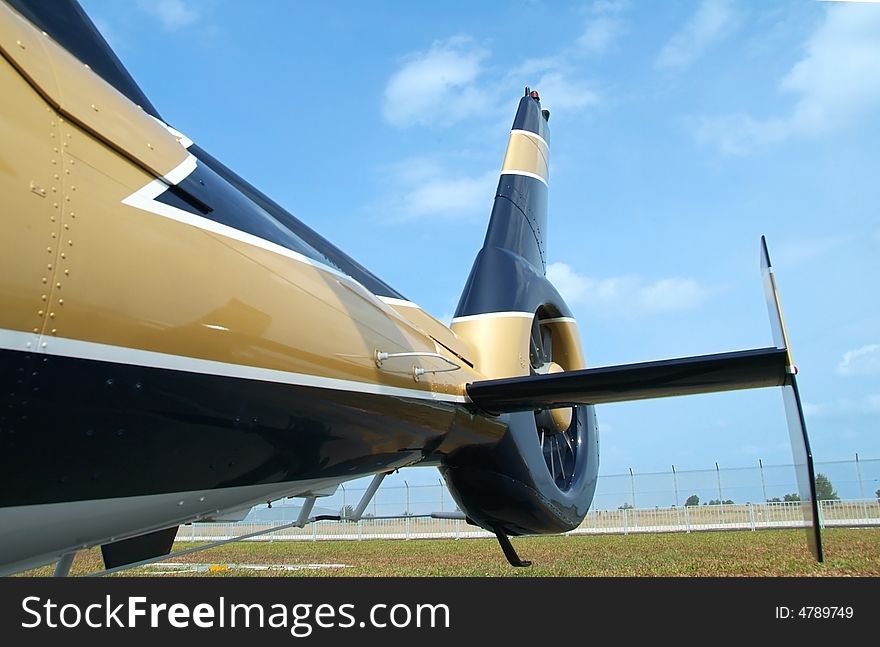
[529, 312, 579, 489]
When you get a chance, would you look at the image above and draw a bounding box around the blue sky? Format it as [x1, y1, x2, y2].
[79, 0, 879, 486]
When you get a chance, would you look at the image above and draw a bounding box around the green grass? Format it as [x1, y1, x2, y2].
[16, 528, 880, 577]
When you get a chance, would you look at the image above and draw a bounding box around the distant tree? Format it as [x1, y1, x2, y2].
[814, 473, 840, 501]
[618, 502, 634, 510]
[685, 495, 699, 507]
[339, 504, 354, 519]
[783, 493, 800, 502]
[767, 497, 782, 503]
[876, 489, 880, 502]
[723, 499, 734, 505]
[708, 499, 721, 506]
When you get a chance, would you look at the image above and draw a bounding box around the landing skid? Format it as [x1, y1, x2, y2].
[56, 473, 392, 577]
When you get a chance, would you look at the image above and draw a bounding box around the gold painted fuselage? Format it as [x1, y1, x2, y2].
[0, 1, 511, 574]
[0, 1, 485, 406]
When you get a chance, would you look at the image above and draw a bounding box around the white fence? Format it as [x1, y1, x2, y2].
[181, 499, 880, 543]
[237, 455, 880, 523]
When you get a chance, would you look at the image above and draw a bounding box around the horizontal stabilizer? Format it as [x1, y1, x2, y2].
[465, 236, 822, 562]
[467, 347, 790, 413]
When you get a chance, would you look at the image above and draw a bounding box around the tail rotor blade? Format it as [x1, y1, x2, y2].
[761, 236, 823, 562]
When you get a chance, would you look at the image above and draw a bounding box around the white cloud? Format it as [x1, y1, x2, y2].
[382, 36, 491, 128]
[576, 1, 629, 56]
[801, 401, 823, 417]
[838, 344, 880, 376]
[780, 6, 880, 135]
[384, 3, 622, 129]
[576, 16, 622, 55]
[547, 262, 711, 316]
[590, 0, 629, 13]
[511, 55, 600, 117]
[508, 54, 599, 112]
[397, 172, 496, 220]
[803, 393, 880, 417]
[693, 113, 788, 155]
[772, 234, 851, 267]
[656, 0, 736, 70]
[379, 160, 497, 221]
[137, 0, 199, 31]
[696, 4, 880, 153]
[531, 72, 599, 112]
[516, 1, 626, 113]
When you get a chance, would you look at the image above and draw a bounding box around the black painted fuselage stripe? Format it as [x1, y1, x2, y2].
[0, 348, 483, 507]
[187, 145, 407, 300]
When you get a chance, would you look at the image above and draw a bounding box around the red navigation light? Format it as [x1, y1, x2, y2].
[530, 90, 540, 101]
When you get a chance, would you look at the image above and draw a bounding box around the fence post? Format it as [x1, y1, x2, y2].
[672, 465, 679, 507]
[854, 455, 869, 521]
[856, 453, 865, 499]
[623, 508, 628, 535]
[629, 467, 636, 509]
[748, 503, 755, 531]
[684, 505, 690, 533]
[759, 459, 767, 503]
[341, 484, 346, 517]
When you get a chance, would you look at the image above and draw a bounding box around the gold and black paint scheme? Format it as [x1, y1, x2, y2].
[0, 1, 825, 573]
[0, 0, 503, 573]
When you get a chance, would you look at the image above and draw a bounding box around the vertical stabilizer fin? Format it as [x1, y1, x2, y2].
[455, 89, 562, 319]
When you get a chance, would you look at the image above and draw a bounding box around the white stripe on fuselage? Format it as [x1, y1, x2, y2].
[378, 297, 420, 308]
[509, 129, 549, 149]
[109, 154, 467, 401]
[0, 328, 468, 404]
[451, 311, 535, 324]
[121, 155, 364, 290]
[500, 169, 548, 186]
[122, 153, 417, 328]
